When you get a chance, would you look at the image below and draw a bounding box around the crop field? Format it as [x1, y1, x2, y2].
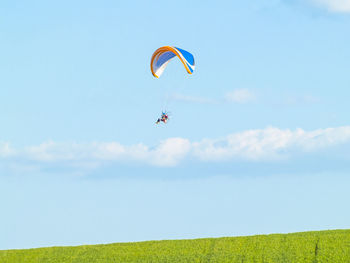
[1, 229, 350, 263]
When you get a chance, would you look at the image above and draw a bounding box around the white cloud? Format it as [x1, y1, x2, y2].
[22, 138, 191, 167]
[193, 126, 350, 161]
[149, 138, 191, 166]
[1, 126, 350, 170]
[0, 142, 15, 157]
[225, 89, 256, 104]
[311, 0, 350, 13]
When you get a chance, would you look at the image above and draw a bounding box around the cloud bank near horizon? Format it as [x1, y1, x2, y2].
[1, 126, 350, 172]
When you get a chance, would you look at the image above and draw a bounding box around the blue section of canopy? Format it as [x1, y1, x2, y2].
[175, 47, 195, 67]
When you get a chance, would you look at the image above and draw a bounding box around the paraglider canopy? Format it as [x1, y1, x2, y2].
[150, 46, 195, 78]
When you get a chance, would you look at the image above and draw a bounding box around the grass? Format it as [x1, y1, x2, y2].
[1, 229, 350, 262]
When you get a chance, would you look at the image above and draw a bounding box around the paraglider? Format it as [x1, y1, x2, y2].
[150, 46, 195, 124]
[150, 46, 195, 78]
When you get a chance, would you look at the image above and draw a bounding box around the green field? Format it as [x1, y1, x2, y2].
[1, 229, 350, 263]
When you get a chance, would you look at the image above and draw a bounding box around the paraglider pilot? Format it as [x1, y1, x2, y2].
[156, 112, 169, 124]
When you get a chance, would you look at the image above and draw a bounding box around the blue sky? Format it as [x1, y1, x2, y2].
[1, 0, 350, 249]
